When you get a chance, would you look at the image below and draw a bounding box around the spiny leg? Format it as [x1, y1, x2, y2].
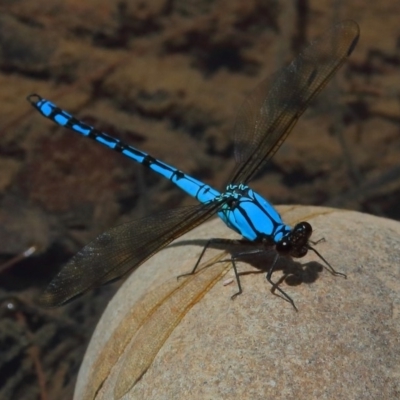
[310, 237, 326, 245]
[178, 238, 299, 307]
[266, 254, 298, 311]
[307, 245, 347, 278]
[307, 236, 346, 277]
[177, 238, 256, 298]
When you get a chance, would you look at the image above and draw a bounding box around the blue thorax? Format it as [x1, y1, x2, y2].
[217, 184, 291, 242]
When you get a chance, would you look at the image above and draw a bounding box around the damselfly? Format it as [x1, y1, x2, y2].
[27, 20, 359, 309]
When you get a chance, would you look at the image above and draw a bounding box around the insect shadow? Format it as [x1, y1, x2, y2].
[169, 238, 324, 307]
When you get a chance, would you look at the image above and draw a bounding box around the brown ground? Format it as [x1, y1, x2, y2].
[1, 1, 400, 399]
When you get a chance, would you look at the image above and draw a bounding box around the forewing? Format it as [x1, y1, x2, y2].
[230, 20, 359, 184]
[40, 202, 221, 306]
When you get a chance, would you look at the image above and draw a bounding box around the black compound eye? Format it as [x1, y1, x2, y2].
[294, 221, 312, 239]
[276, 239, 292, 254]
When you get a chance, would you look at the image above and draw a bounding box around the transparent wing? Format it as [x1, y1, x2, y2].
[230, 20, 359, 184]
[40, 202, 221, 306]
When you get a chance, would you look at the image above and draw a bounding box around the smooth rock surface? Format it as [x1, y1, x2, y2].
[74, 206, 400, 400]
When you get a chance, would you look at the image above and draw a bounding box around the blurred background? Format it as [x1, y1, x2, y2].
[1, 0, 400, 398]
